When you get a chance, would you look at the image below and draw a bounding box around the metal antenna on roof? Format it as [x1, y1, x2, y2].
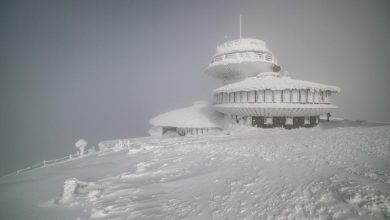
[239, 15, 242, 39]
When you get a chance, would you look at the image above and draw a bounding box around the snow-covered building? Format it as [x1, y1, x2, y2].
[206, 38, 340, 129]
[149, 101, 223, 136]
[205, 38, 280, 84]
[149, 37, 340, 135]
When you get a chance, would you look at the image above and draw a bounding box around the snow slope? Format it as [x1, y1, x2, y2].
[1, 122, 390, 219]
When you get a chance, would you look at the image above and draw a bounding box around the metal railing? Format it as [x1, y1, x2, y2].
[3, 136, 154, 178]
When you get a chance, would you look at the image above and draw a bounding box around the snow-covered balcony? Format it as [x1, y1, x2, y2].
[209, 51, 276, 65]
[205, 39, 279, 84]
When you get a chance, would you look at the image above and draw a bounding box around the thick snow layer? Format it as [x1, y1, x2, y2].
[205, 59, 276, 84]
[150, 101, 223, 128]
[215, 38, 270, 55]
[207, 55, 276, 69]
[1, 121, 390, 219]
[214, 73, 341, 93]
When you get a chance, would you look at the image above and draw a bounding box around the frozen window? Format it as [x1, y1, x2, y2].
[248, 91, 256, 103]
[291, 90, 299, 103]
[256, 90, 264, 103]
[265, 54, 272, 61]
[283, 90, 291, 103]
[241, 91, 248, 103]
[265, 90, 272, 103]
[300, 90, 307, 103]
[229, 93, 235, 103]
[273, 90, 282, 103]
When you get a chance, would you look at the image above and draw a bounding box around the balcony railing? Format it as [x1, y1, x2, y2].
[210, 51, 276, 65]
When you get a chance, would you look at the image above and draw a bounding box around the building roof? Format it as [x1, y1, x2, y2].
[150, 101, 223, 129]
[215, 38, 271, 55]
[213, 72, 341, 93]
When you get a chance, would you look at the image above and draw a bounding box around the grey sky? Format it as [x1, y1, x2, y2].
[1, 0, 389, 175]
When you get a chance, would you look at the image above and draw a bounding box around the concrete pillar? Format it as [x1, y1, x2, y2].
[304, 117, 310, 125]
[285, 117, 293, 125]
[246, 116, 252, 126]
[265, 117, 273, 125]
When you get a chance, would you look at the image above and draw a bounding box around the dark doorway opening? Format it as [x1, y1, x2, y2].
[252, 116, 265, 127]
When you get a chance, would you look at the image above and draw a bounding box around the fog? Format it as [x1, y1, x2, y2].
[1, 0, 389, 176]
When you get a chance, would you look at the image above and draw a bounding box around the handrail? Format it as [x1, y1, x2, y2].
[6, 136, 152, 177]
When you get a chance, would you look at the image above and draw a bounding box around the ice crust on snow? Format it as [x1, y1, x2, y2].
[0, 121, 389, 219]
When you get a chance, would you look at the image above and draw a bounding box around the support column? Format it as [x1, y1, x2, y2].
[265, 117, 273, 125]
[304, 117, 310, 126]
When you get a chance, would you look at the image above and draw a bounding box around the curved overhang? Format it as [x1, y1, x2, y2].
[216, 38, 270, 54]
[150, 102, 223, 129]
[205, 60, 276, 82]
[213, 74, 341, 93]
[213, 103, 338, 117]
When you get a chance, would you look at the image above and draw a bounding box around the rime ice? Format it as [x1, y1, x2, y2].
[150, 38, 340, 136]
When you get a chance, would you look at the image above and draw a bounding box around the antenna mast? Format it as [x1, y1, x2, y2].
[239, 15, 242, 39]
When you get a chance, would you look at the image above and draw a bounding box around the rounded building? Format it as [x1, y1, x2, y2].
[149, 101, 223, 136]
[205, 38, 280, 84]
[205, 38, 340, 129]
[149, 37, 341, 136]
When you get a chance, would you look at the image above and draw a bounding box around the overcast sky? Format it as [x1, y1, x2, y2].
[1, 0, 389, 176]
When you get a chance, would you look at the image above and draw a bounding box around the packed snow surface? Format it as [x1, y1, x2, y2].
[1, 121, 390, 219]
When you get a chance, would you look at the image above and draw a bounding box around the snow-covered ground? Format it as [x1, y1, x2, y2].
[1, 121, 390, 219]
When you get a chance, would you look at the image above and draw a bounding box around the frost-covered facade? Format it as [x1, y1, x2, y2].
[150, 38, 340, 136]
[149, 101, 223, 136]
[206, 38, 340, 129]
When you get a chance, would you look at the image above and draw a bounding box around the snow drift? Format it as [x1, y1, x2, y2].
[0, 121, 389, 219]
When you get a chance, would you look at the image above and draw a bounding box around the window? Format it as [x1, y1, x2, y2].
[265, 54, 272, 61]
[241, 91, 248, 103]
[265, 90, 272, 103]
[273, 91, 282, 103]
[292, 90, 299, 103]
[283, 90, 291, 103]
[300, 90, 307, 103]
[256, 90, 264, 103]
[248, 91, 255, 103]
